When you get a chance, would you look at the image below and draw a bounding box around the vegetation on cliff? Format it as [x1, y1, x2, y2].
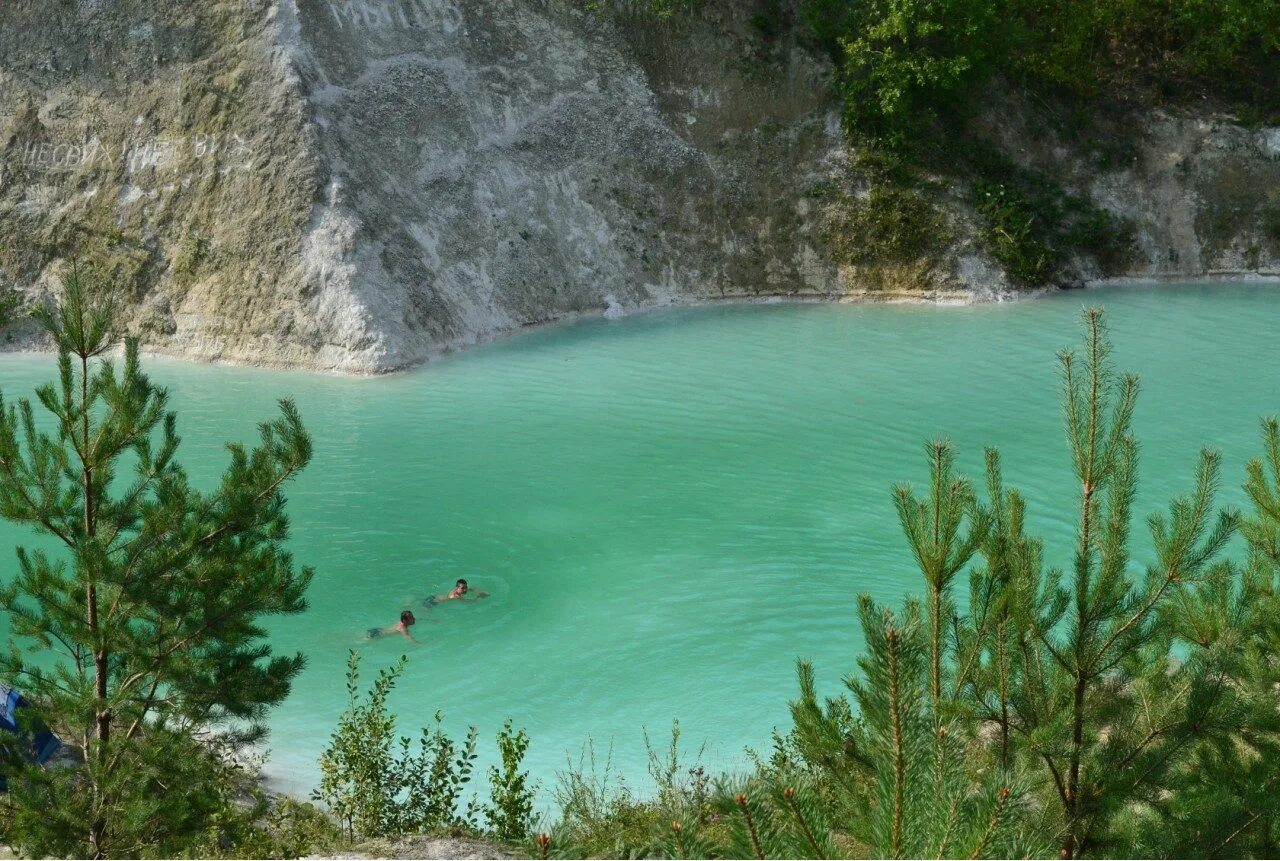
[592, 0, 1277, 288]
[804, 0, 1278, 285]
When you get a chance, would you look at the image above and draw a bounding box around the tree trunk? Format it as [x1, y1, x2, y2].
[887, 628, 906, 859]
[81, 351, 110, 860]
[930, 587, 942, 704]
[997, 618, 1010, 771]
[1062, 672, 1087, 859]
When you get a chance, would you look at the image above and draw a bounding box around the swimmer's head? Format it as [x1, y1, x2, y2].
[455, 579, 468, 595]
[401, 610, 416, 626]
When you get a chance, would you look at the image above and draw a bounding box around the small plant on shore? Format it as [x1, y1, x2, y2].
[315, 652, 406, 839]
[399, 712, 482, 834]
[485, 719, 536, 841]
[644, 719, 711, 821]
[314, 651, 480, 841]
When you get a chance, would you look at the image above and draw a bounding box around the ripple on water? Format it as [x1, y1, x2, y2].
[0, 281, 1277, 800]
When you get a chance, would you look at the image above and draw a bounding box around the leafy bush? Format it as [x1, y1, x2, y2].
[485, 720, 537, 841]
[970, 153, 1130, 287]
[314, 652, 480, 841]
[973, 180, 1058, 285]
[398, 716, 482, 834]
[834, 0, 1004, 152]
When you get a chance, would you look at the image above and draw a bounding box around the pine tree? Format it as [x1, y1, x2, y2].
[772, 308, 1272, 860]
[773, 593, 1024, 854]
[0, 262, 313, 857]
[852, 597, 1020, 859]
[892, 439, 988, 709]
[1131, 418, 1280, 856]
[958, 309, 1241, 857]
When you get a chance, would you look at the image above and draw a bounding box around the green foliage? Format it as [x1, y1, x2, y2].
[550, 739, 651, 856]
[398, 713, 483, 834]
[644, 720, 710, 820]
[483, 716, 535, 839]
[6, 730, 237, 859]
[855, 598, 1020, 858]
[546, 724, 716, 858]
[892, 439, 987, 705]
[1136, 416, 1280, 857]
[799, 0, 1266, 284]
[485, 720, 537, 842]
[1008, 0, 1280, 117]
[773, 600, 1025, 859]
[172, 234, 212, 282]
[0, 287, 20, 331]
[972, 180, 1059, 285]
[796, 0, 857, 59]
[825, 183, 950, 268]
[928, 309, 1273, 857]
[971, 166, 1130, 286]
[823, 0, 1279, 152]
[0, 260, 313, 858]
[315, 652, 407, 839]
[314, 651, 480, 841]
[835, 0, 1003, 152]
[237, 797, 345, 860]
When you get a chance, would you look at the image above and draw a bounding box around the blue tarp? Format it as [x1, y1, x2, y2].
[0, 684, 61, 791]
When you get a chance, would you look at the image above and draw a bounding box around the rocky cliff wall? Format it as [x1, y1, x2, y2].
[1, 0, 1277, 371]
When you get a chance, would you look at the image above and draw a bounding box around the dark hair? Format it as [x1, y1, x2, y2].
[401, 610, 415, 624]
[456, 579, 468, 587]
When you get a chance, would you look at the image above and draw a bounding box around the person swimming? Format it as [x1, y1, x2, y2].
[424, 578, 489, 607]
[368, 610, 417, 641]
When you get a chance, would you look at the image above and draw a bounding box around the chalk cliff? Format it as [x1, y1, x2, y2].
[1, 0, 1277, 371]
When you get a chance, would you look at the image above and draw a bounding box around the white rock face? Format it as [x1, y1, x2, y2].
[1, 1, 1277, 371]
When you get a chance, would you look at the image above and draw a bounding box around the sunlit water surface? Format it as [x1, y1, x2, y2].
[1, 281, 1278, 802]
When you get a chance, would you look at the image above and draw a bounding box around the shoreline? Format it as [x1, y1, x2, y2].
[2, 273, 1277, 378]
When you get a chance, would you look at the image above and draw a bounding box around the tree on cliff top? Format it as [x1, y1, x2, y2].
[0, 261, 314, 858]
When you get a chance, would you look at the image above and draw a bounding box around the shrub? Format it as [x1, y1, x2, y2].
[973, 179, 1058, 285]
[485, 720, 536, 842]
[314, 652, 480, 841]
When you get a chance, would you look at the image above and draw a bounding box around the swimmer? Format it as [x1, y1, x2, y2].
[367, 610, 417, 642]
[424, 578, 489, 607]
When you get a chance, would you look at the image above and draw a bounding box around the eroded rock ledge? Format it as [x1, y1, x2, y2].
[2, 0, 1278, 372]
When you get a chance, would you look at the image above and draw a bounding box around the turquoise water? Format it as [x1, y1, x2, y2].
[1, 281, 1278, 802]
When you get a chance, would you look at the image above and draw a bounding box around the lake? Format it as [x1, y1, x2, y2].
[1, 280, 1277, 804]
